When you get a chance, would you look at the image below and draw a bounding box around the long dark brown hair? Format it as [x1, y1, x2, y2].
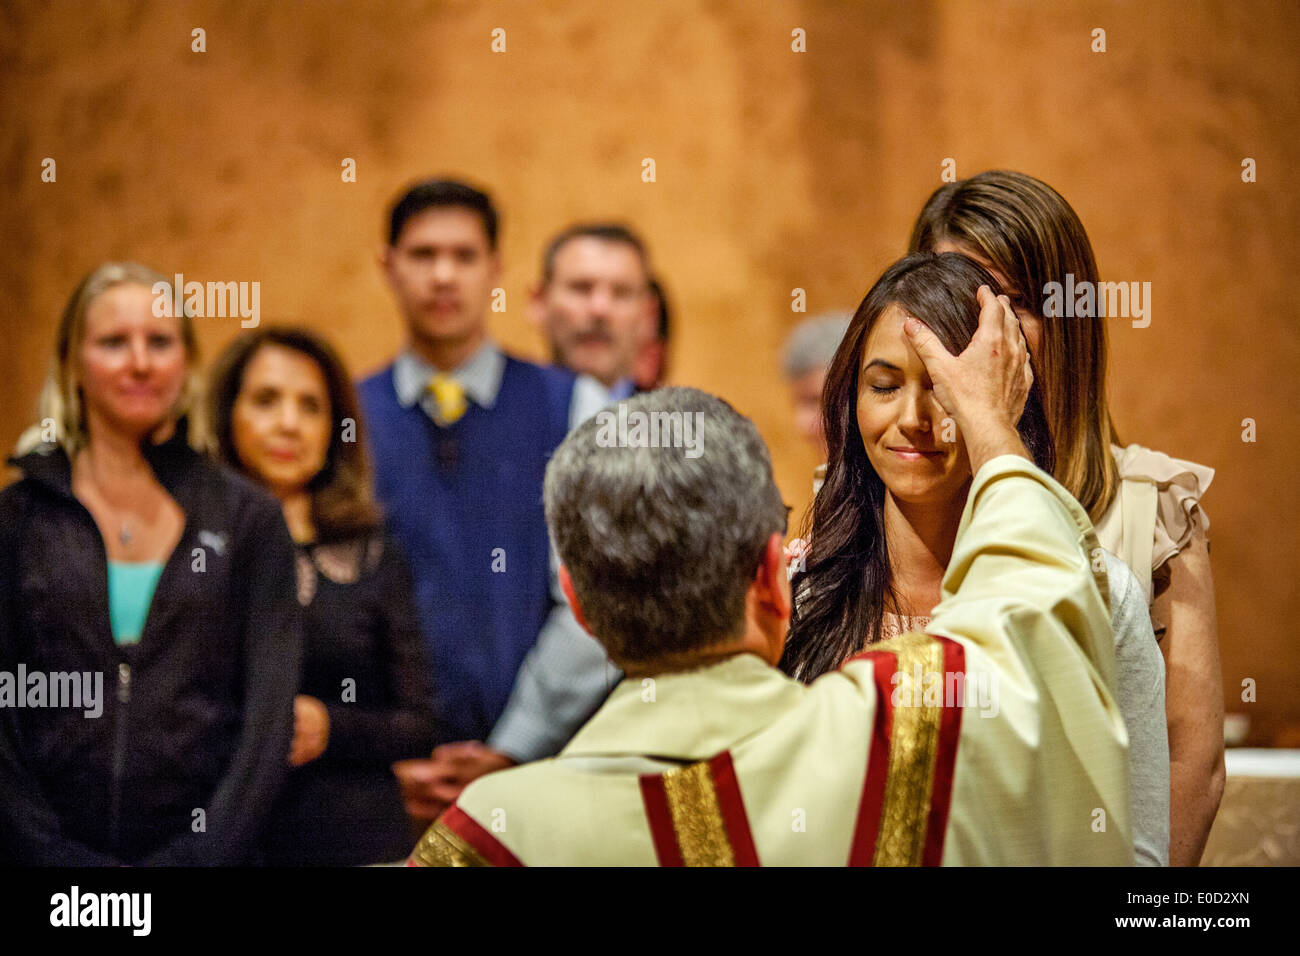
[208, 326, 381, 542]
[909, 170, 1120, 521]
[780, 252, 1054, 683]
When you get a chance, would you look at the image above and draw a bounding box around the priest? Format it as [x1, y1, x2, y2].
[409, 301, 1132, 866]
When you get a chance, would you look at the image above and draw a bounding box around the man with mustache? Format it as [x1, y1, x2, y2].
[530, 223, 659, 400]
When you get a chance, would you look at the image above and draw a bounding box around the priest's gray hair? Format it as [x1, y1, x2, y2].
[544, 386, 787, 666]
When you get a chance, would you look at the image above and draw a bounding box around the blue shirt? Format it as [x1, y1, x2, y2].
[391, 341, 611, 432]
[106, 561, 165, 645]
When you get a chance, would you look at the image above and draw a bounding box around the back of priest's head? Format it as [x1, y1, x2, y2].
[544, 386, 787, 669]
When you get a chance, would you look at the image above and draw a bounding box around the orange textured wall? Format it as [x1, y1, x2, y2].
[2, 1, 1296, 740]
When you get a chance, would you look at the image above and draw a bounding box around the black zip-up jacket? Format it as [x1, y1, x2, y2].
[0, 426, 302, 865]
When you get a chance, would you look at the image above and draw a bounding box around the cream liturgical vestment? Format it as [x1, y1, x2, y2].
[409, 456, 1134, 866]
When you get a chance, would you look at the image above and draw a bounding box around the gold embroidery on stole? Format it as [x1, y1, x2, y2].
[661, 761, 735, 866]
[873, 631, 946, 866]
[410, 820, 491, 867]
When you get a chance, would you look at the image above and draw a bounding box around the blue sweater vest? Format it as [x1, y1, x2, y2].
[358, 356, 575, 744]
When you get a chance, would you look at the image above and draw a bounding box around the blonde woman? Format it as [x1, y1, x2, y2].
[909, 171, 1222, 866]
[0, 262, 301, 865]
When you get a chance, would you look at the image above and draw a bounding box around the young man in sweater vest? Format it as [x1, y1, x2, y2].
[412, 221, 671, 809]
[359, 180, 614, 822]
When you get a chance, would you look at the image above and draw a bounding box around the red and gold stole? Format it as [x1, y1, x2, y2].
[847, 631, 965, 866]
[407, 805, 524, 867]
[638, 751, 760, 867]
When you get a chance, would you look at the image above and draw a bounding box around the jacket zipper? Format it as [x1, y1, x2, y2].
[108, 661, 131, 852]
[60, 459, 187, 858]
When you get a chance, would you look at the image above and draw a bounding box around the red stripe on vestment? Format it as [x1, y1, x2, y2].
[638, 773, 685, 866]
[921, 635, 965, 866]
[441, 804, 524, 867]
[845, 647, 899, 866]
[708, 751, 761, 867]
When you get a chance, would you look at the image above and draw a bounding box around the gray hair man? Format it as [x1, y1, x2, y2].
[783, 311, 850, 457]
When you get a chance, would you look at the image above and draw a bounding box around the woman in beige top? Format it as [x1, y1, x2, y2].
[907, 170, 1221, 866]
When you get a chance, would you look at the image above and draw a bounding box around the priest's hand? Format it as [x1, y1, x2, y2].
[903, 285, 1032, 473]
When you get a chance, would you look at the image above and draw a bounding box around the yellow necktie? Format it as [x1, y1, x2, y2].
[427, 373, 468, 426]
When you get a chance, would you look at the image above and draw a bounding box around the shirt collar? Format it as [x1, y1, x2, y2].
[560, 653, 806, 762]
[607, 377, 637, 401]
[393, 340, 505, 411]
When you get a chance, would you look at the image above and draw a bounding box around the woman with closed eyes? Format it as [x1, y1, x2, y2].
[784, 251, 1169, 865]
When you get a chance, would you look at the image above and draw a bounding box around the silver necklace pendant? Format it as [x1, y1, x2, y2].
[119, 522, 133, 546]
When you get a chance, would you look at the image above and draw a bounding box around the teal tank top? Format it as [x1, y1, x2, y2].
[107, 561, 165, 645]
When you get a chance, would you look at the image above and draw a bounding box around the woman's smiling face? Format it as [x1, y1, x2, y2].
[856, 304, 972, 505]
[78, 282, 187, 439]
[230, 343, 333, 498]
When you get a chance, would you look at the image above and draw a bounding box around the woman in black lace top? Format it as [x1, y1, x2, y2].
[209, 327, 436, 865]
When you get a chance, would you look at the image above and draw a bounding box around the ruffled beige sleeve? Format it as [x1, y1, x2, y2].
[1095, 443, 1214, 604]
